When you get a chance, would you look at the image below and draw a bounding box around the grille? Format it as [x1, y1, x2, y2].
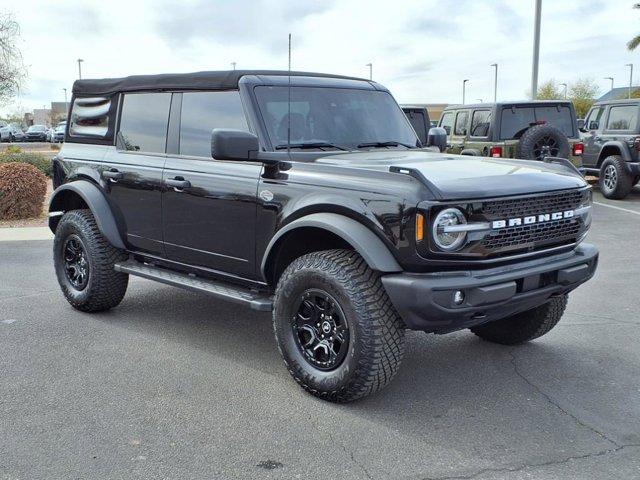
[481, 189, 586, 219]
[482, 218, 582, 250]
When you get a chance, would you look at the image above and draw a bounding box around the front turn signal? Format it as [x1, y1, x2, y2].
[416, 213, 425, 242]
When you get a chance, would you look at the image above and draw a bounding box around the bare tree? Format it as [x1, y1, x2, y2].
[0, 13, 26, 106]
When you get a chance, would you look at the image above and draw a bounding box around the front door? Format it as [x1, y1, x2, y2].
[162, 90, 262, 279]
[449, 110, 470, 154]
[102, 92, 172, 255]
[581, 105, 605, 167]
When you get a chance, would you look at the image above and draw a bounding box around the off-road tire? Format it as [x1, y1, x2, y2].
[516, 124, 571, 160]
[273, 249, 405, 403]
[470, 295, 568, 345]
[632, 175, 639, 187]
[599, 155, 634, 199]
[54, 209, 128, 312]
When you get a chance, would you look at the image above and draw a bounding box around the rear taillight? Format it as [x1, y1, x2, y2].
[572, 142, 584, 156]
[490, 146, 503, 158]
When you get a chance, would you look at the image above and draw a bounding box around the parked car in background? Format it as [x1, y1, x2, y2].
[52, 124, 66, 143]
[438, 101, 584, 166]
[0, 124, 26, 142]
[579, 98, 640, 199]
[25, 124, 48, 142]
[46, 127, 53, 142]
[401, 105, 431, 145]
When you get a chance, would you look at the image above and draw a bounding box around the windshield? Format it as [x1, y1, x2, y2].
[254, 86, 418, 150]
[500, 105, 574, 139]
[28, 125, 45, 132]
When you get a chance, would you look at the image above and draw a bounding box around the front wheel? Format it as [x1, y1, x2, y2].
[273, 249, 405, 403]
[470, 295, 568, 345]
[54, 209, 129, 312]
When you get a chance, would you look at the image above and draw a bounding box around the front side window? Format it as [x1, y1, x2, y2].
[439, 112, 454, 135]
[470, 110, 491, 137]
[254, 86, 418, 150]
[454, 111, 469, 136]
[180, 91, 248, 157]
[606, 105, 638, 131]
[584, 107, 604, 130]
[118, 93, 171, 153]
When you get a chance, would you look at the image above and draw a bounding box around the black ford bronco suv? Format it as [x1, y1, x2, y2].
[579, 98, 640, 199]
[439, 101, 584, 166]
[49, 70, 598, 402]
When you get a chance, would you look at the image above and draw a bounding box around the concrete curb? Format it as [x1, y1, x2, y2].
[0, 227, 53, 242]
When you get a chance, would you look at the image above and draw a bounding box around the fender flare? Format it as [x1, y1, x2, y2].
[460, 148, 481, 156]
[260, 212, 402, 278]
[598, 141, 633, 166]
[48, 180, 126, 250]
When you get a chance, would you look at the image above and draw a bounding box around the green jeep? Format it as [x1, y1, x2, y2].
[438, 101, 584, 166]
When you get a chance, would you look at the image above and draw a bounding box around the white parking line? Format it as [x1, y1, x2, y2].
[593, 201, 640, 217]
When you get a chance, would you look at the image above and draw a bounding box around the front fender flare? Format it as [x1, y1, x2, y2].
[48, 181, 126, 250]
[260, 212, 402, 279]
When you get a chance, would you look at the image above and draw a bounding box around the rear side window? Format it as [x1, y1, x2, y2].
[118, 93, 171, 153]
[439, 112, 454, 135]
[69, 96, 112, 138]
[499, 105, 574, 139]
[179, 91, 248, 157]
[606, 105, 638, 131]
[470, 110, 491, 137]
[454, 111, 469, 136]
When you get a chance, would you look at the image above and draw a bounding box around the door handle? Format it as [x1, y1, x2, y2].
[165, 177, 191, 190]
[102, 169, 123, 181]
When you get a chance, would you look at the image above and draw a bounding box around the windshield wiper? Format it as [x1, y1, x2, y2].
[356, 141, 415, 149]
[275, 142, 348, 151]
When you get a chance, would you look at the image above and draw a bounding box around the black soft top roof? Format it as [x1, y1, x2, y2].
[72, 69, 367, 95]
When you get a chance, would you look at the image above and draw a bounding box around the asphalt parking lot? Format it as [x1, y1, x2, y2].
[1, 187, 639, 480]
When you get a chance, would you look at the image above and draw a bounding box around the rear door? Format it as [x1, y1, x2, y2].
[102, 92, 170, 255]
[162, 90, 262, 279]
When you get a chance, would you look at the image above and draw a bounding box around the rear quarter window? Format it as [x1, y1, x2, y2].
[606, 105, 639, 131]
[69, 96, 114, 140]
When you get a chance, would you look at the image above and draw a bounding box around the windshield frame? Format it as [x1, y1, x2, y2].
[252, 84, 419, 152]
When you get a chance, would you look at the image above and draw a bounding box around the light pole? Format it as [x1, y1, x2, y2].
[490, 63, 498, 102]
[366, 63, 372, 80]
[560, 83, 567, 99]
[77, 58, 84, 79]
[231, 62, 236, 70]
[604, 76, 614, 92]
[626, 64, 633, 98]
[62, 88, 68, 113]
[531, 0, 542, 99]
[462, 79, 469, 104]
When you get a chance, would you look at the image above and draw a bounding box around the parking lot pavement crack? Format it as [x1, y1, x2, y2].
[308, 414, 376, 480]
[508, 348, 621, 449]
[419, 444, 640, 480]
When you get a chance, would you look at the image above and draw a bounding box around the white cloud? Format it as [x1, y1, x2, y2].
[2, 0, 639, 114]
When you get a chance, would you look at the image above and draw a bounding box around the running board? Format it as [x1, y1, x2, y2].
[114, 260, 273, 311]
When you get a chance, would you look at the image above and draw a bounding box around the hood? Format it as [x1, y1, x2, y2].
[315, 150, 586, 200]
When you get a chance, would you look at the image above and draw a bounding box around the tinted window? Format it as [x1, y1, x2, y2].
[254, 86, 417, 150]
[454, 111, 469, 136]
[180, 91, 248, 157]
[404, 109, 428, 144]
[440, 112, 454, 135]
[470, 110, 491, 137]
[499, 105, 574, 139]
[585, 107, 604, 130]
[70, 96, 112, 138]
[119, 93, 171, 152]
[606, 105, 638, 131]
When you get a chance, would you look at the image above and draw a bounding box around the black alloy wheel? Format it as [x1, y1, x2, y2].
[63, 234, 89, 290]
[532, 136, 559, 160]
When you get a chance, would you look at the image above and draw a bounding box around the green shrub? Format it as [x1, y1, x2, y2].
[5, 145, 22, 154]
[0, 151, 52, 177]
[0, 162, 47, 220]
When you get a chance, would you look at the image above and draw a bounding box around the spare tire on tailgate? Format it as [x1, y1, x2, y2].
[515, 124, 570, 160]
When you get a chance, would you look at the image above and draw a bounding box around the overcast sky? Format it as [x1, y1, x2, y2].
[2, 0, 639, 115]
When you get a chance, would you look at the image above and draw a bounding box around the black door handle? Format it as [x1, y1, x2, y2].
[165, 177, 191, 190]
[103, 169, 123, 181]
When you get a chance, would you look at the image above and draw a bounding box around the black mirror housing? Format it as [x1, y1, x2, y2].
[427, 127, 448, 152]
[576, 119, 585, 130]
[211, 129, 259, 161]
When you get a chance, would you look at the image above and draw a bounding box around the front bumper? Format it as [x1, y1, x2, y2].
[381, 243, 598, 333]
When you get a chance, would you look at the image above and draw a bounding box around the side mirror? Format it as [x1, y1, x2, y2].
[427, 127, 448, 152]
[443, 125, 451, 136]
[211, 129, 259, 161]
[588, 121, 599, 131]
[577, 119, 585, 130]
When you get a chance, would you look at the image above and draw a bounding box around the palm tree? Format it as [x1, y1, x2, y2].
[628, 3, 640, 50]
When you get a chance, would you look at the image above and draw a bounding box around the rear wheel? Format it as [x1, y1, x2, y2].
[273, 249, 405, 402]
[470, 295, 568, 345]
[54, 209, 129, 312]
[599, 155, 633, 199]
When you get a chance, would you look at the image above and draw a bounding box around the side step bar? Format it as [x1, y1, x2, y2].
[114, 260, 273, 311]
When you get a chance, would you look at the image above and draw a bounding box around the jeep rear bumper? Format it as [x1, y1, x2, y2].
[381, 243, 598, 333]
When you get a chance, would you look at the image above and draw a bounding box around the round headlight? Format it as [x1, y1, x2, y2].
[432, 208, 467, 251]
